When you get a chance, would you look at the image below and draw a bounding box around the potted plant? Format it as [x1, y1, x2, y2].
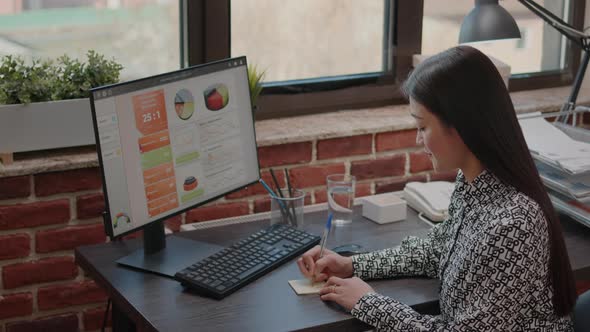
[0, 51, 123, 162]
[247, 64, 265, 111]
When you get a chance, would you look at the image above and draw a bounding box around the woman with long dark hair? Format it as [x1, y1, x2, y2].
[297, 46, 577, 331]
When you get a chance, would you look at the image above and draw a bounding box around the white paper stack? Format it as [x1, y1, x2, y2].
[518, 114, 590, 175]
[535, 161, 590, 199]
[518, 113, 590, 227]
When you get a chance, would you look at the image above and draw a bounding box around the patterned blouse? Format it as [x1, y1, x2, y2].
[350, 170, 573, 331]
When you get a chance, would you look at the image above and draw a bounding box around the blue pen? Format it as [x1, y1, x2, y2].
[259, 178, 295, 224]
[258, 178, 291, 219]
[312, 213, 333, 283]
[318, 213, 333, 259]
[259, 178, 288, 211]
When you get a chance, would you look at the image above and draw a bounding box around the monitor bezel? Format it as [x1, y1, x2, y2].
[89, 56, 261, 239]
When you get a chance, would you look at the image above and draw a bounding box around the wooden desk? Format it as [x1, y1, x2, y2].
[75, 206, 590, 332]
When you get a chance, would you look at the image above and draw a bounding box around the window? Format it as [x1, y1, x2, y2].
[0, 0, 180, 81]
[516, 28, 528, 50]
[422, 0, 585, 91]
[2, 0, 584, 118]
[230, 1, 386, 82]
[187, 0, 587, 119]
[185, 0, 422, 119]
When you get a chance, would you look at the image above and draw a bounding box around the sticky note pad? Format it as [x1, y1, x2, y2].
[288, 279, 326, 295]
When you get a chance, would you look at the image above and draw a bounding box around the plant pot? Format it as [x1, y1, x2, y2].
[0, 98, 95, 154]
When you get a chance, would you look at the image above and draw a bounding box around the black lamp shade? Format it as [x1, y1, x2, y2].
[459, 0, 521, 43]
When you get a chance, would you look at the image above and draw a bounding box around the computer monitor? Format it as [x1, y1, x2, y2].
[90, 56, 260, 277]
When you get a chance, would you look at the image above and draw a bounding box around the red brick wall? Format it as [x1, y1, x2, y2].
[0, 129, 460, 331]
[0, 169, 111, 331]
[2, 125, 590, 329]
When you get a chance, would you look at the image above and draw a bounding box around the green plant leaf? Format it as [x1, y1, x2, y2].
[0, 50, 123, 105]
[247, 64, 266, 108]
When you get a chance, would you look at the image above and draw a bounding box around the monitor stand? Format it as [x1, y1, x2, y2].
[116, 221, 223, 278]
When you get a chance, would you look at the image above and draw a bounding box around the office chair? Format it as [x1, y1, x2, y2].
[574, 289, 590, 331]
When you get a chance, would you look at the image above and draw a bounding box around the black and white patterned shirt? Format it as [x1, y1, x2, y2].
[350, 170, 573, 331]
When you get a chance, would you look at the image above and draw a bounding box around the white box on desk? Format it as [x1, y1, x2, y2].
[360, 193, 407, 224]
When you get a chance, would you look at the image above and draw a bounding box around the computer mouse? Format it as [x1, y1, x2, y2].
[331, 244, 364, 257]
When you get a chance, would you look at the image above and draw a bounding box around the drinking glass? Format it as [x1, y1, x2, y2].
[326, 174, 355, 225]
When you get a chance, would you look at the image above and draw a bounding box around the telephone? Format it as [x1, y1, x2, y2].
[403, 181, 454, 222]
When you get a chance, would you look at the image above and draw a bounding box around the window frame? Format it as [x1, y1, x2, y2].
[508, 0, 586, 91]
[183, 0, 585, 120]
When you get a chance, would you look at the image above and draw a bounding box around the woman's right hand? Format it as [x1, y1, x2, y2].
[297, 245, 353, 283]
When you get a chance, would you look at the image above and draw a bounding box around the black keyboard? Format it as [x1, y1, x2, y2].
[175, 224, 320, 299]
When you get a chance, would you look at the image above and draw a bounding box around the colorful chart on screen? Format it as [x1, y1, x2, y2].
[203, 84, 229, 111]
[133, 90, 179, 217]
[174, 89, 196, 120]
[93, 58, 259, 237]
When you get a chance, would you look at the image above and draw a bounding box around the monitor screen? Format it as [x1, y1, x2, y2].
[91, 57, 259, 238]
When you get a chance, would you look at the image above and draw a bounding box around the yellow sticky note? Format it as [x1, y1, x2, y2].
[288, 279, 326, 295]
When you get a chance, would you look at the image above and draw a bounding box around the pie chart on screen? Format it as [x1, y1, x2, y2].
[203, 84, 229, 111]
[174, 89, 195, 120]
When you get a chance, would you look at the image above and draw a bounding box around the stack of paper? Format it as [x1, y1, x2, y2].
[518, 115, 590, 174]
[535, 161, 590, 199]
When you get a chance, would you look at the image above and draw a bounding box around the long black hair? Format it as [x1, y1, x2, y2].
[402, 45, 576, 316]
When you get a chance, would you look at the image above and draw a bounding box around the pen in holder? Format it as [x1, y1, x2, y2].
[270, 188, 305, 229]
[260, 178, 304, 228]
[284, 168, 298, 223]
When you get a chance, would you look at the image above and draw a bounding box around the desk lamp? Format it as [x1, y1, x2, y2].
[459, 0, 590, 124]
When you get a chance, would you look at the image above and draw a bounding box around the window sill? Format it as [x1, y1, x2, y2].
[255, 86, 590, 147]
[1, 86, 588, 178]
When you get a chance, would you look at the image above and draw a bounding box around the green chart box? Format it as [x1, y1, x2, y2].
[181, 188, 205, 204]
[176, 151, 200, 165]
[141, 146, 173, 170]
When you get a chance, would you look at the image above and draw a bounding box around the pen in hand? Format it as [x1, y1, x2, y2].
[319, 213, 333, 259]
[313, 213, 333, 283]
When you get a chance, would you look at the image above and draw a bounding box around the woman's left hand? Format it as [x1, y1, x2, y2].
[319, 276, 375, 311]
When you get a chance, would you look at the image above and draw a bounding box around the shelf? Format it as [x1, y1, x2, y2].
[548, 188, 590, 228]
[520, 115, 590, 228]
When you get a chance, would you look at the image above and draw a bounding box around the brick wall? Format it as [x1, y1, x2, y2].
[2, 125, 590, 330]
[0, 168, 114, 332]
[0, 128, 458, 331]
[7, 122, 590, 329]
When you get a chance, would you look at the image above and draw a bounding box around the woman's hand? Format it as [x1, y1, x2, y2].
[297, 245, 353, 282]
[319, 276, 375, 311]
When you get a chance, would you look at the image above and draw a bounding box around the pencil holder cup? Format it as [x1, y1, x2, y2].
[270, 188, 305, 229]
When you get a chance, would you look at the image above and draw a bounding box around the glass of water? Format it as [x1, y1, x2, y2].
[326, 174, 356, 225]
